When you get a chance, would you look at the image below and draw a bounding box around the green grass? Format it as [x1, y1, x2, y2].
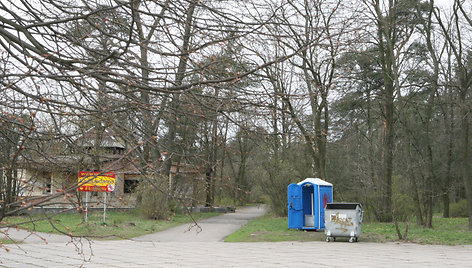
[0, 239, 17, 245]
[225, 214, 326, 242]
[363, 217, 472, 245]
[3, 211, 220, 240]
[225, 214, 472, 245]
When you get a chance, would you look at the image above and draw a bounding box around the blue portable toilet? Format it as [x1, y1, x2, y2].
[287, 178, 333, 230]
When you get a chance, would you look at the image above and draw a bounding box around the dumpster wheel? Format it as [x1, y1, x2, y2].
[326, 237, 336, 242]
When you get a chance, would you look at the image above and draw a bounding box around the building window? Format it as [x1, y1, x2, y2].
[43, 174, 52, 193]
[124, 179, 139, 193]
[44, 182, 51, 193]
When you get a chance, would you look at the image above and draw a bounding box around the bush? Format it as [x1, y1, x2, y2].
[257, 157, 296, 217]
[392, 192, 415, 222]
[450, 199, 468, 218]
[390, 175, 415, 222]
[135, 177, 170, 220]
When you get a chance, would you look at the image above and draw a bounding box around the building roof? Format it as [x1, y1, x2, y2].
[75, 126, 126, 149]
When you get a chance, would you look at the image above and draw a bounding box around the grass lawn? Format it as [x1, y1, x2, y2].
[2, 211, 220, 240]
[0, 239, 17, 245]
[225, 214, 326, 242]
[225, 214, 472, 245]
[363, 216, 472, 245]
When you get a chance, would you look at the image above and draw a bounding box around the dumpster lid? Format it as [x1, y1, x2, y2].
[325, 203, 362, 210]
[297, 178, 332, 186]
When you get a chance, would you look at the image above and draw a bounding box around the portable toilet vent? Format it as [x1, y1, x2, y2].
[287, 178, 333, 230]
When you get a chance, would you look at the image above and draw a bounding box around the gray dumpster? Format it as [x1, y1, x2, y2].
[324, 203, 363, 243]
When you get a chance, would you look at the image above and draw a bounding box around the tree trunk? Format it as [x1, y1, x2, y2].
[0, 168, 4, 220]
[459, 91, 472, 229]
[163, 0, 197, 178]
[205, 117, 218, 207]
[380, 78, 394, 222]
[423, 66, 437, 229]
[424, 105, 434, 228]
[374, 0, 395, 222]
[442, 93, 454, 218]
[205, 168, 213, 207]
[236, 130, 249, 204]
[406, 133, 424, 226]
[419, 2, 439, 228]
[4, 168, 13, 213]
[133, 0, 170, 167]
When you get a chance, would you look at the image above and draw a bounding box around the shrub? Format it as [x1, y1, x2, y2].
[390, 175, 415, 222]
[392, 192, 415, 222]
[450, 199, 468, 218]
[257, 157, 296, 216]
[135, 177, 170, 220]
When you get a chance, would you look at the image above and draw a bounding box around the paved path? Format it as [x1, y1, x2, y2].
[0, 206, 266, 245]
[2, 239, 472, 267]
[1, 206, 472, 267]
[134, 205, 266, 242]
[1, 228, 73, 245]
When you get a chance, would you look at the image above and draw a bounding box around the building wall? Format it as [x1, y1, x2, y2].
[17, 163, 200, 209]
[18, 169, 50, 196]
[18, 169, 137, 209]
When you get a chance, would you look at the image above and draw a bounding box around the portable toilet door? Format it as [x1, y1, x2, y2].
[287, 183, 303, 229]
[302, 183, 315, 228]
[318, 185, 333, 229]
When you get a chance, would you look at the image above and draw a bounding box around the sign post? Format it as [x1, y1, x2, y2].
[85, 191, 89, 223]
[78, 171, 115, 224]
[103, 192, 107, 223]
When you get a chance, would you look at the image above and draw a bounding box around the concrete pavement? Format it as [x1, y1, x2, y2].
[2, 239, 472, 267]
[134, 205, 266, 242]
[1, 228, 73, 245]
[1, 205, 472, 267]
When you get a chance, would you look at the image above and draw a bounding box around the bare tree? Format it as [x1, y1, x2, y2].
[0, 0, 293, 226]
[435, 0, 472, 229]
